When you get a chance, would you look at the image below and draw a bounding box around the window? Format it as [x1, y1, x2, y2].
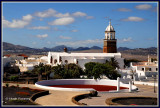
[156, 68, 158, 71]
[142, 68, 144, 71]
[65, 60, 68, 64]
[149, 68, 152, 71]
[54, 59, 57, 64]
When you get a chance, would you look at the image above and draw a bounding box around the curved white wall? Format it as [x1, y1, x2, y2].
[35, 79, 138, 92]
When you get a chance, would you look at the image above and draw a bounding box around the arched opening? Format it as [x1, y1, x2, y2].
[54, 59, 57, 64]
[50, 56, 53, 64]
[59, 56, 62, 62]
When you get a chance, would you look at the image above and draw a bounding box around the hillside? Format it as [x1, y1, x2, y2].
[2, 42, 157, 61]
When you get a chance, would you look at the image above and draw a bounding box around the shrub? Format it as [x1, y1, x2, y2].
[5, 83, 9, 87]
[9, 99, 28, 103]
[10, 75, 19, 81]
[16, 92, 30, 96]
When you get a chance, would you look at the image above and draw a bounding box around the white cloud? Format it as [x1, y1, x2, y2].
[71, 12, 94, 19]
[118, 37, 133, 43]
[3, 14, 33, 28]
[48, 17, 75, 25]
[56, 39, 102, 47]
[3, 19, 29, 28]
[116, 8, 132, 12]
[121, 16, 144, 22]
[72, 12, 87, 17]
[34, 8, 57, 18]
[59, 35, 72, 39]
[36, 34, 48, 38]
[22, 14, 33, 21]
[29, 26, 50, 30]
[135, 4, 152, 10]
[54, 13, 70, 17]
[71, 29, 78, 32]
[34, 8, 93, 20]
[34, 8, 70, 18]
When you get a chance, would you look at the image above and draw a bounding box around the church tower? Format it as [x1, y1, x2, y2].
[103, 20, 117, 53]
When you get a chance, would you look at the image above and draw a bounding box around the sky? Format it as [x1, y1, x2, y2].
[2, 2, 158, 49]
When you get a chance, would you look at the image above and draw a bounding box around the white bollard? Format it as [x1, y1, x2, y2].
[129, 80, 132, 92]
[117, 77, 120, 92]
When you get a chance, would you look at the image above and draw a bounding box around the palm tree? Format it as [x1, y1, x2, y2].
[32, 63, 44, 81]
[44, 65, 52, 80]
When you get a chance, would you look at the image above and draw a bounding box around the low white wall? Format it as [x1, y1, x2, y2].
[35, 79, 137, 92]
[134, 81, 158, 87]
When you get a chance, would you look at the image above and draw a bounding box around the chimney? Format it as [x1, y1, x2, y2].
[64, 47, 67, 52]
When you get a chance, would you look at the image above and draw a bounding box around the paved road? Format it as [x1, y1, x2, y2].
[35, 90, 89, 106]
[3, 83, 158, 106]
[79, 84, 158, 106]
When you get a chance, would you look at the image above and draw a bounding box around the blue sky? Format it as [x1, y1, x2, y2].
[2, 2, 158, 49]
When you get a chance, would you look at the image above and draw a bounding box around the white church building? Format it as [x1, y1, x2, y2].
[47, 21, 125, 69]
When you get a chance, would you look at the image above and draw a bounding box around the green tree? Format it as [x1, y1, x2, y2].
[64, 63, 84, 78]
[92, 63, 104, 79]
[104, 62, 121, 79]
[51, 65, 64, 79]
[84, 62, 121, 80]
[32, 63, 44, 81]
[84, 62, 97, 78]
[44, 65, 52, 80]
[108, 58, 120, 69]
[51, 63, 84, 79]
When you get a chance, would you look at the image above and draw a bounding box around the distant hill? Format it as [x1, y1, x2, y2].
[2, 42, 102, 54]
[3, 42, 34, 50]
[90, 46, 102, 50]
[117, 47, 131, 51]
[2, 42, 157, 61]
[119, 47, 157, 55]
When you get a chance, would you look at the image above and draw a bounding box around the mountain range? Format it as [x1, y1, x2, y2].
[3, 42, 157, 56]
[3, 42, 103, 54]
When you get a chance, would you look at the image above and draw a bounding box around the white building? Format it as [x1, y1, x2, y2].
[130, 55, 158, 80]
[15, 56, 48, 72]
[48, 52, 124, 69]
[47, 21, 125, 69]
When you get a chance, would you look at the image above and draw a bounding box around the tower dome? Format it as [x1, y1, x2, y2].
[105, 21, 115, 32]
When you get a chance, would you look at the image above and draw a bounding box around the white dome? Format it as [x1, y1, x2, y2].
[105, 21, 115, 32]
